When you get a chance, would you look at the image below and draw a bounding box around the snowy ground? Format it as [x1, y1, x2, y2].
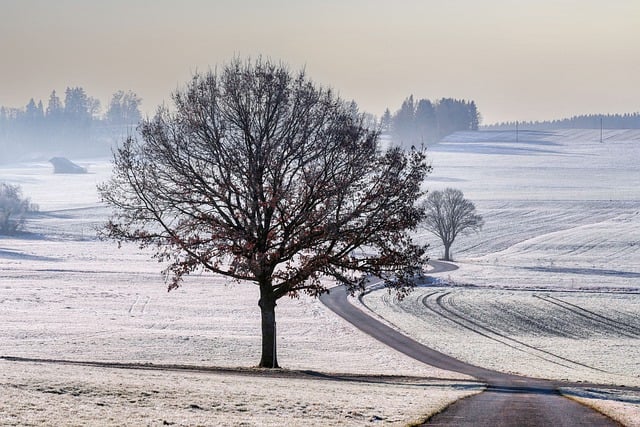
[0, 159, 478, 425]
[0, 360, 480, 427]
[361, 129, 640, 424]
[2, 129, 639, 425]
[422, 129, 640, 289]
[360, 286, 639, 385]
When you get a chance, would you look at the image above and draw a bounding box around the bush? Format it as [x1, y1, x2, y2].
[0, 183, 38, 235]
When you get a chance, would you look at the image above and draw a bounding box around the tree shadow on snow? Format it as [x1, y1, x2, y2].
[562, 387, 640, 405]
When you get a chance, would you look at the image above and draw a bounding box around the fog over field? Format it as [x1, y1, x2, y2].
[1, 129, 639, 425]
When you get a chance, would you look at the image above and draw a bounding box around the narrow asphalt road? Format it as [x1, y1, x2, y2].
[319, 261, 621, 426]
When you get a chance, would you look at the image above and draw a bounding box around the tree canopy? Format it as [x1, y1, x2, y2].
[98, 58, 431, 368]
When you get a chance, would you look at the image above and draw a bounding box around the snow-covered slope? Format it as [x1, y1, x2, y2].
[421, 129, 640, 291]
[1, 129, 638, 423]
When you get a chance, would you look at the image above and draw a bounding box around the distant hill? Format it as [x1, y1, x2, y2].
[439, 129, 640, 146]
[483, 113, 640, 131]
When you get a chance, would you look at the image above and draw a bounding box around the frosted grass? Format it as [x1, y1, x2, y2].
[2, 129, 639, 423]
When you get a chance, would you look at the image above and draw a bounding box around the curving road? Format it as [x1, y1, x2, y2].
[319, 261, 621, 426]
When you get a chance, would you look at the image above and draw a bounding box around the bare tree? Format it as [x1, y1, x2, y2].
[98, 58, 430, 368]
[0, 183, 38, 235]
[421, 188, 483, 261]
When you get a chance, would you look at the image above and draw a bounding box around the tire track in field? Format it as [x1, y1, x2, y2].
[456, 202, 619, 258]
[128, 295, 151, 316]
[422, 291, 607, 372]
[418, 291, 574, 367]
[321, 278, 623, 427]
[535, 295, 640, 338]
[484, 299, 583, 339]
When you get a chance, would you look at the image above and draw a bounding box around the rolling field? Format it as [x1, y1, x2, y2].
[360, 129, 640, 425]
[0, 159, 478, 425]
[361, 287, 639, 386]
[1, 129, 639, 425]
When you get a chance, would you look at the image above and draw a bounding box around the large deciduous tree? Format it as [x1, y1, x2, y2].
[421, 188, 483, 261]
[98, 58, 430, 368]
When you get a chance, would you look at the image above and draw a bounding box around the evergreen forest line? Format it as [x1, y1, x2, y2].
[483, 112, 640, 131]
[3, 84, 638, 165]
[0, 87, 142, 163]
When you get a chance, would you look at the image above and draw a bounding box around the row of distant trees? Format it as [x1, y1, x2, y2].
[1, 86, 484, 163]
[484, 113, 640, 130]
[0, 87, 142, 163]
[381, 96, 481, 147]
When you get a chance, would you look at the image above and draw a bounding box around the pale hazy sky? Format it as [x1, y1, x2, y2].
[1, 0, 638, 124]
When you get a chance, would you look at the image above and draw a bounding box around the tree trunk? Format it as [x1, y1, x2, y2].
[258, 294, 279, 368]
[443, 243, 451, 261]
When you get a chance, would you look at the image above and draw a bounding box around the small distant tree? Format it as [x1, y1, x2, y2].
[421, 188, 483, 261]
[98, 57, 430, 368]
[380, 108, 392, 132]
[415, 99, 437, 143]
[25, 98, 44, 122]
[0, 183, 38, 235]
[106, 90, 142, 127]
[468, 100, 481, 131]
[63, 87, 92, 123]
[45, 90, 64, 119]
[392, 95, 416, 146]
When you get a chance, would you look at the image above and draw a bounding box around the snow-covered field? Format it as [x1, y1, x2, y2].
[1, 159, 479, 425]
[361, 129, 640, 424]
[361, 286, 639, 385]
[2, 129, 639, 425]
[1, 360, 479, 426]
